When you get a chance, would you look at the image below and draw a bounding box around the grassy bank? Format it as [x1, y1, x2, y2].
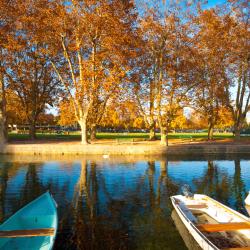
[7, 131, 239, 142]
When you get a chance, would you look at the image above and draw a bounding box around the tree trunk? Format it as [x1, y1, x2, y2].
[160, 126, 167, 145]
[79, 119, 88, 145]
[231, 67, 249, 141]
[207, 121, 214, 140]
[166, 123, 169, 146]
[149, 121, 156, 140]
[29, 121, 36, 140]
[0, 73, 6, 144]
[234, 126, 240, 140]
[234, 123, 241, 140]
[90, 124, 97, 141]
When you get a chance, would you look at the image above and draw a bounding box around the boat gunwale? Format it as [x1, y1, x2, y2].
[50, 192, 58, 250]
[171, 196, 220, 250]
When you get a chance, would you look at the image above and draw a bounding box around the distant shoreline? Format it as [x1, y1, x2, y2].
[1, 140, 250, 156]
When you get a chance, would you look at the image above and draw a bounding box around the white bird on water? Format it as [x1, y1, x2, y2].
[103, 154, 109, 159]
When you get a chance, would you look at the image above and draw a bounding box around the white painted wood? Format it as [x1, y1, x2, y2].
[171, 194, 250, 250]
[245, 191, 250, 206]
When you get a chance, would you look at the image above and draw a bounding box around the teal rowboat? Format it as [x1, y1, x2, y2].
[0, 192, 58, 250]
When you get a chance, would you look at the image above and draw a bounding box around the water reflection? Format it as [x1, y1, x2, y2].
[232, 159, 247, 213]
[193, 160, 231, 204]
[0, 157, 249, 249]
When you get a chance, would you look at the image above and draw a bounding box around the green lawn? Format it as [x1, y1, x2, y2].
[8, 131, 238, 141]
[98, 132, 236, 140]
[8, 132, 81, 141]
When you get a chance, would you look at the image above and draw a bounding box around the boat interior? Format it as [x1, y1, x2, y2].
[173, 195, 250, 250]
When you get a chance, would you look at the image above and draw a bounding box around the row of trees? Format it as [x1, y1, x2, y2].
[58, 100, 234, 132]
[0, 0, 249, 144]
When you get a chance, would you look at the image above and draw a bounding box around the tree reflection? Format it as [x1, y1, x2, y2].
[21, 163, 45, 204]
[58, 159, 184, 250]
[0, 163, 10, 221]
[133, 160, 183, 250]
[4, 158, 245, 250]
[146, 160, 179, 210]
[193, 161, 231, 204]
[232, 159, 246, 213]
[158, 160, 179, 210]
[66, 160, 131, 250]
[70, 160, 89, 250]
[0, 162, 32, 220]
[147, 161, 156, 208]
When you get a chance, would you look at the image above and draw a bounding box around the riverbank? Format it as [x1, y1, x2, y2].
[2, 140, 250, 156]
[2, 141, 166, 156]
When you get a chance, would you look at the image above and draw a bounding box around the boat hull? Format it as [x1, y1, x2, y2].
[0, 192, 58, 250]
[171, 196, 218, 250]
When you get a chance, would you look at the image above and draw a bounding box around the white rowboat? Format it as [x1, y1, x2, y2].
[171, 194, 250, 250]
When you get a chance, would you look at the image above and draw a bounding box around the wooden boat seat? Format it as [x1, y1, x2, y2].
[197, 222, 250, 232]
[186, 204, 208, 209]
[0, 228, 54, 238]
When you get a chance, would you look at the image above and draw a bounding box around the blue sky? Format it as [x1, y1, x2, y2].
[205, 0, 227, 8]
[135, 0, 228, 13]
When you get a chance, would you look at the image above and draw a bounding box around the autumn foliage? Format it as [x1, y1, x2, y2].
[0, 0, 249, 143]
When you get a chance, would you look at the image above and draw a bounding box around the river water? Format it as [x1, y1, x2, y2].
[0, 155, 249, 250]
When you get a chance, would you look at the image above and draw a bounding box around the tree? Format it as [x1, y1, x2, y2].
[185, 110, 207, 130]
[168, 107, 187, 132]
[0, 0, 24, 142]
[225, 0, 250, 139]
[190, 8, 232, 140]
[137, 6, 194, 145]
[87, 96, 110, 141]
[6, 88, 57, 130]
[37, 0, 138, 144]
[100, 102, 121, 130]
[37, 113, 57, 126]
[5, 89, 26, 126]
[1, 0, 60, 140]
[215, 107, 234, 130]
[100, 98, 144, 131]
[7, 43, 60, 139]
[133, 17, 157, 140]
[58, 99, 77, 127]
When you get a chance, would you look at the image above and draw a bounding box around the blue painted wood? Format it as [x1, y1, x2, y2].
[0, 192, 58, 250]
